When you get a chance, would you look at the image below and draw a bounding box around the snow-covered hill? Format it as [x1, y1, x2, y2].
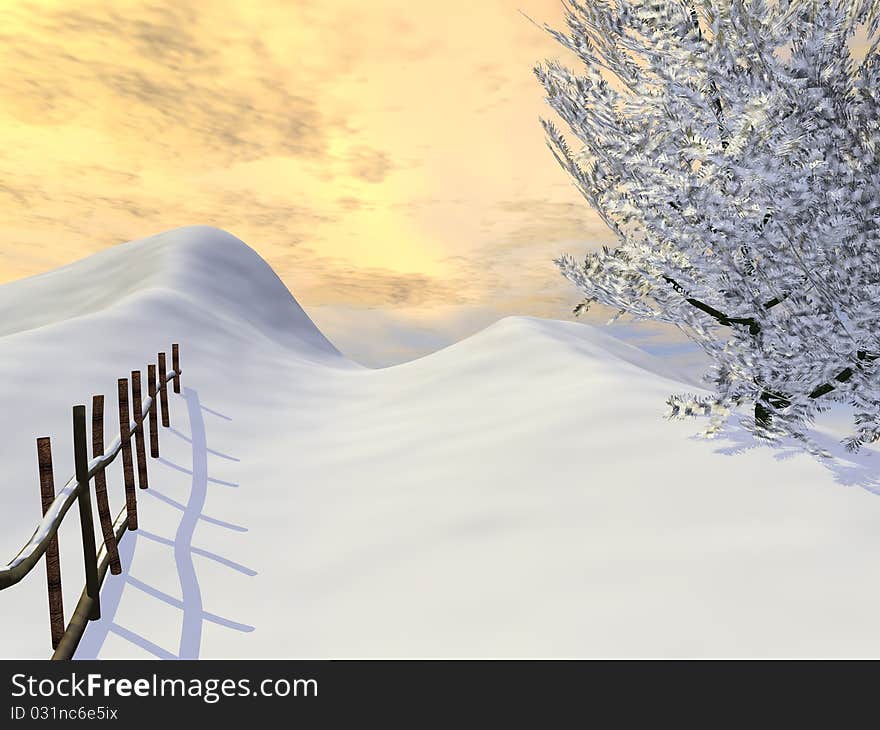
[2, 226, 880, 659]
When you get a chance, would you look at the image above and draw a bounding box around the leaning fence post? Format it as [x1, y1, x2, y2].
[131, 371, 149, 490]
[92, 395, 121, 575]
[36, 437, 64, 650]
[172, 343, 181, 394]
[158, 352, 170, 428]
[147, 364, 160, 458]
[73, 405, 101, 621]
[117, 379, 138, 531]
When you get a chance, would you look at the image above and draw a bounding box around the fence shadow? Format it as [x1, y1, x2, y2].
[75, 386, 255, 659]
[74, 532, 137, 659]
[168, 428, 240, 462]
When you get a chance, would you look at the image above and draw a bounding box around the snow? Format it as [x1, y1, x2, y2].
[2, 225, 880, 658]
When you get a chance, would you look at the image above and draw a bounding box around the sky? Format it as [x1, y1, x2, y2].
[0, 0, 664, 365]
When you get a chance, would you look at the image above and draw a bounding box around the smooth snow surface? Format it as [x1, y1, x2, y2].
[2, 226, 880, 659]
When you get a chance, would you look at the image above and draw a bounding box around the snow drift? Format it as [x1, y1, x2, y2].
[1, 226, 880, 659]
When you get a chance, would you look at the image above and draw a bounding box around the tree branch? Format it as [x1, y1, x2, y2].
[662, 275, 765, 334]
[662, 274, 875, 413]
[687, 3, 728, 150]
[808, 350, 877, 399]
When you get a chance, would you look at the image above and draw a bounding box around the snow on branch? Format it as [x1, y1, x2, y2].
[537, 0, 880, 456]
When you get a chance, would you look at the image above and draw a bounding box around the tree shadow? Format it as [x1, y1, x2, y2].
[704, 415, 880, 495]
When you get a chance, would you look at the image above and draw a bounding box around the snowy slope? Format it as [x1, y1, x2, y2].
[2, 226, 880, 659]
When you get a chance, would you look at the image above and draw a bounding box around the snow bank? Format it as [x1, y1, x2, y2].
[1, 226, 879, 659]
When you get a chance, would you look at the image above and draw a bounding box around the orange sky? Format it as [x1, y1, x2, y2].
[0, 2, 874, 364]
[0, 0, 611, 361]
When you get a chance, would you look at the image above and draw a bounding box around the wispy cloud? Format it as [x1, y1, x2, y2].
[0, 0, 619, 360]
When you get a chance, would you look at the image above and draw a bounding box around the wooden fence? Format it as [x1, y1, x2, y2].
[0, 344, 182, 659]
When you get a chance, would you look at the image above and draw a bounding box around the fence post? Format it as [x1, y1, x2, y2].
[172, 343, 181, 394]
[131, 371, 149, 490]
[73, 405, 100, 621]
[36, 437, 64, 650]
[92, 395, 121, 575]
[158, 352, 170, 428]
[117, 379, 138, 531]
[147, 364, 159, 458]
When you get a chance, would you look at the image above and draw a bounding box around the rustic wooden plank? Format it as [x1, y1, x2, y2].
[73, 405, 100, 621]
[172, 343, 181, 394]
[147, 364, 159, 458]
[91, 395, 121, 575]
[158, 352, 170, 427]
[131, 371, 149, 490]
[117, 379, 138, 531]
[36, 437, 64, 650]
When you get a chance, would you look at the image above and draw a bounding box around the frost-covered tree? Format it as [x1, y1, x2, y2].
[535, 0, 880, 455]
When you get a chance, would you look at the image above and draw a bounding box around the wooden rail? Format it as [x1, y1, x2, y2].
[0, 345, 183, 659]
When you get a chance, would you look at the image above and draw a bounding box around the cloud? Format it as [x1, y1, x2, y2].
[336, 196, 366, 211]
[0, 2, 331, 164]
[347, 147, 395, 183]
[0, 0, 618, 365]
[332, 269, 466, 307]
[491, 197, 614, 247]
[212, 190, 336, 232]
[287, 258, 472, 308]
